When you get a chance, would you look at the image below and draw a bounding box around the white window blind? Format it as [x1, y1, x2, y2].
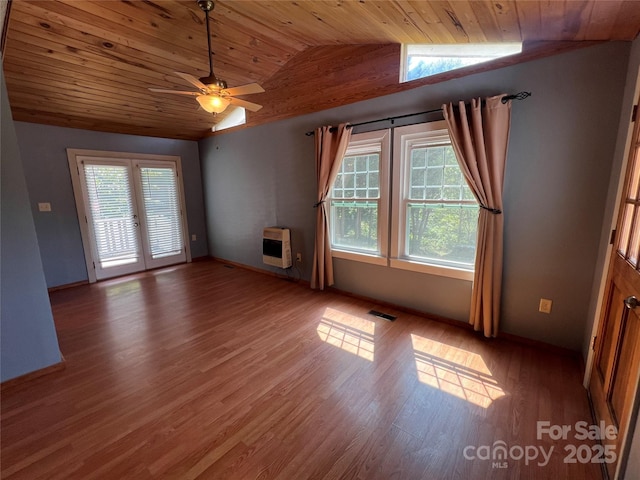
[83, 163, 140, 268]
[138, 164, 184, 259]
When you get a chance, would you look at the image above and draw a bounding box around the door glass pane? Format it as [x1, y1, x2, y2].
[628, 145, 640, 200]
[83, 164, 140, 268]
[628, 207, 640, 267]
[138, 166, 184, 259]
[618, 203, 634, 257]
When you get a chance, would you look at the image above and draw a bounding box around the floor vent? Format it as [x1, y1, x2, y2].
[368, 310, 397, 321]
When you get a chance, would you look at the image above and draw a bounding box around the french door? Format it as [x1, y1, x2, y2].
[589, 92, 640, 479]
[71, 153, 188, 281]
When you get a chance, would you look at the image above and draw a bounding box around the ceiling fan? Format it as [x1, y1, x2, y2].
[149, 0, 264, 115]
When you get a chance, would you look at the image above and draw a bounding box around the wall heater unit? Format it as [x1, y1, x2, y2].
[263, 227, 292, 269]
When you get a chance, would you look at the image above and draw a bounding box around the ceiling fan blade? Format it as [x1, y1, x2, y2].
[174, 72, 208, 92]
[149, 88, 200, 96]
[228, 97, 263, 112]
[223, 83, 265, 96]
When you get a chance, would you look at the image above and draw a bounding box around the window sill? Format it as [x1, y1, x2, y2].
[331, 248, 388, 266]
[390, 258, 474, 281]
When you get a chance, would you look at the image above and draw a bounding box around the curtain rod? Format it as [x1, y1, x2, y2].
[304, 91, 531, 136]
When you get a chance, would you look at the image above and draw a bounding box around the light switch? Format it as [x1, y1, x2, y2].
[38, 202, 52, 212]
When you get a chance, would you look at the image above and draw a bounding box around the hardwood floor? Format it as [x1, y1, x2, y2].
[1, 260, 601, 479]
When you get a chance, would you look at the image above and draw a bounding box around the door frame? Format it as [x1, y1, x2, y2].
[583, 69, 640, 479]
[67, 148, 192, 283]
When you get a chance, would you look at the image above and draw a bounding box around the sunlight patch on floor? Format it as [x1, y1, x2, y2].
[411, 334, 505, 408]
[317, 308, 375, 361]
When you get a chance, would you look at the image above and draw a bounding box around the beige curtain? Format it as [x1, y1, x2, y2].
[311, 123, 352, 290]
[442, 95, 512, 337]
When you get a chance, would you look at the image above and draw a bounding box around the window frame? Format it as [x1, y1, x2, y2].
[391, 121, 477, 281]
[328, 122, 477, 281]
[400, 43, 523, 83]
[328, 129, 390, 266]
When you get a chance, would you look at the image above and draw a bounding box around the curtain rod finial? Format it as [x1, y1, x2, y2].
[502, 91, 531, 104]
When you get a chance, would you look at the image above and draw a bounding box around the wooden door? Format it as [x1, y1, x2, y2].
[589, 99, 640, 479]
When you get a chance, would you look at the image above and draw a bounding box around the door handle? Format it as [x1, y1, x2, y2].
[624, 296, 639, 310]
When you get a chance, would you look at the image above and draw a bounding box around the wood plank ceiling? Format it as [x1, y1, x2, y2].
[2, 1, 640, 140]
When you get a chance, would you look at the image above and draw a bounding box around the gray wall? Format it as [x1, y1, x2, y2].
[584, 38, 640, 358]
[14, 123, 209, 288]
[199, 42, 630, 351]
[1, 67, 62, 382]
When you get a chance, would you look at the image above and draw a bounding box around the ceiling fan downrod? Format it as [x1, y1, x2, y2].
[196, 0, 227, 89]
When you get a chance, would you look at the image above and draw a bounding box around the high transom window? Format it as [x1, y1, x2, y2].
[401, 43, 522, 83]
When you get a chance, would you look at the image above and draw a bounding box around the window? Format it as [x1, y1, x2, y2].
[400, 43, 522, 83]
[391, 122, 478, 278]
[329, 121, 478, 280]
[329, 130, 390, 265]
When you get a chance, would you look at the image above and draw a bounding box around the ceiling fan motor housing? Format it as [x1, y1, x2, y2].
[199, 76, 228, 90]
[197, 0, 214, 13]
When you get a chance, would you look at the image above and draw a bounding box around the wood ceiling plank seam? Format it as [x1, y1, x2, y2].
[3, 34, 218, 96]
[275, 1, 364, 44]
[467, 2, 505, 43]
[59, 0, 210, 53]
[6, 98, 202, 130]
[8, 107, 200, 133]
[488, 0, 522, 42]
[512, 1, 542, 41]
[26, 0, 212, 67]
[384, 1, 434, 43]
[392, 2, 441, 43]
[400, 1, 459, 44]
[254, 45, 400, 117]
[612, 1, 640, 40]
[69, 0, 292, 76]
[324, 2, 411, 44]
[5, 79, 207, 117]
[583, 1, 621, 41]
[5, 89, 208, 125]
[252, 45, 366, 91]
[12, 1, 225, 75]
[6, 11, 212, 78]
[225, 1, 348, 46]
[441, 1, 489, 43]
[426, 1, 477, 43]
[213, 2, 309, 52]
[347, 1, 430, 44]
[561, 1, 595, 41]
[4, 47, 202, 90]
[10, 108, 202, 140]
[4, 28, 259, 94]
[287, 44, 399, 79]
[2, 51, 212, 102]
[203, 17, 294, 70]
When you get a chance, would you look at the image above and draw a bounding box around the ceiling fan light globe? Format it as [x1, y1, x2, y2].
[197, 94, 230, 114]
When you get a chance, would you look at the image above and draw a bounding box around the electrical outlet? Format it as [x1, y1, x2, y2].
[191, 234, 197, 241]
[539, 298, 552, 314]
[38, 202, 52, 212]
[296, 253, 302, 263]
